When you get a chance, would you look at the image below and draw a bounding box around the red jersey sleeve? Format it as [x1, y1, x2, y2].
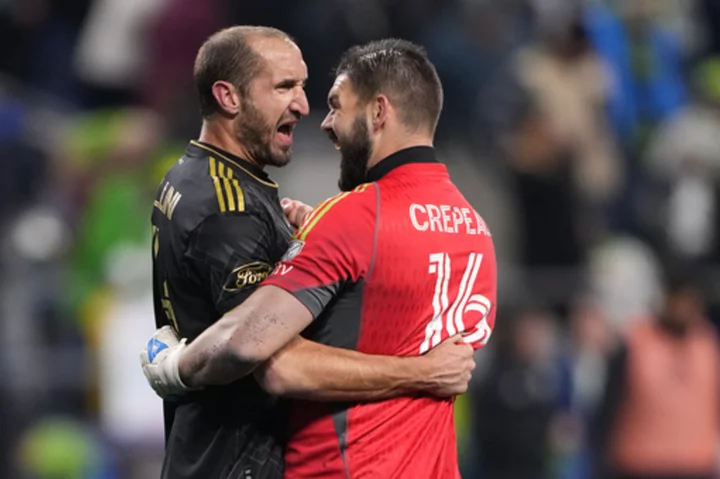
[263, 184, 378, 318]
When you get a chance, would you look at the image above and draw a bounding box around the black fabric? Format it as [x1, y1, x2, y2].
[161, 398, 286, 479]
[300, 281, 365, 351]
[591, 344, 629, 479]
[185, 212, 274, 319]
[152, 141, 294, 478]
[366, 146, 438, 182]
[331, 408, 352, 479]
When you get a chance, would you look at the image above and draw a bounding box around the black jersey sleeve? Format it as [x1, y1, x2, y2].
[184, 212, 275, 315]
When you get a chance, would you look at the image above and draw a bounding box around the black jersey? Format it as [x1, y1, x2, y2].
[151, 140, 293, 479]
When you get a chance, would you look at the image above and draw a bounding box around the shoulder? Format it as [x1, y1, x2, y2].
[158, 152, 274, 234]
[271, 184, 378, 284]
[294, 183, 378, 242]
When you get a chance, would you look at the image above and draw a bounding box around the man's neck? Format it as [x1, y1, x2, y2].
[198, 120, 263, 169]
[367, 133, 433, 170]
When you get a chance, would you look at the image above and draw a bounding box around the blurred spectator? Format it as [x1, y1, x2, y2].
[422, 0, 532, 137]
[506, 101, 583, 278]
[587, 235, 664, 334]
[16, 416, 114, 479]
[0, 97, 49, 227]
[559, 296, 617, 479]
[585, 0, 687, 152]
[644, 58, 720, 262]
[0, 0, 93, 102]
[651, 0, 704, 60]
[473, 308, 571, 479]
[593, 270, 720, 479]
[569, 295, 616, 418]
[73, 0, 169, 108]
[139, 0, 225, 138]
[516, 6, 623, 235]
[60, 107, 164, 319]
[699, 0, 720, 57]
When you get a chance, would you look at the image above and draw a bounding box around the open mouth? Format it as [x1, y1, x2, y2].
[328, 130, 341, 150]
[277, 123, 295, 144]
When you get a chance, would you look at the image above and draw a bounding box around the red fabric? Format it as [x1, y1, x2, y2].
[265, 163, 497, 478]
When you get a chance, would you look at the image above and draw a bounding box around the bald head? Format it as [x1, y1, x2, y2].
[194, 26, 295, 118]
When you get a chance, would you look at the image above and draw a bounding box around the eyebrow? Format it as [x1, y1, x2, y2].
[276, 78, 307, 89]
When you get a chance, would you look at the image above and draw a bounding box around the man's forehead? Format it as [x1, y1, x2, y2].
[329, 73, 352, 98]
[253, 36, 308, 78]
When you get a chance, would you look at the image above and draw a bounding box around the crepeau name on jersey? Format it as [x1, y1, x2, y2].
[409, 204, 491, 236]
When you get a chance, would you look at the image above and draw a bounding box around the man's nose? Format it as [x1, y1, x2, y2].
[291, 88, 310, 117]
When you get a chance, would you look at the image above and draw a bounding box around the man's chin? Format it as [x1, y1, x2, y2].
[266, 149, 292, 168]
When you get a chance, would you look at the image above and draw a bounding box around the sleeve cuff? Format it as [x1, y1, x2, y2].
[262, 277, 340, 319]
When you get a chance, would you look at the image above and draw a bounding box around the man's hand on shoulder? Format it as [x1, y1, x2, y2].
[140, 326, 197, 399]
[415, 335, 476, 397]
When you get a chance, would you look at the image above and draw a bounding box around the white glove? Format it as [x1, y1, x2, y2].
[140, 325, 196, 399]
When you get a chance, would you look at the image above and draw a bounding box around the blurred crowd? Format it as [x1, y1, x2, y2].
[2, 0, 720, 477]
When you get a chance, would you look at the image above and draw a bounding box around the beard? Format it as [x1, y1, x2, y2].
[338, 116, 372, 191]
[235, 98, 292, 168]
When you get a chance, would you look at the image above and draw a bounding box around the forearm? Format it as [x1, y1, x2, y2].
[255, 337, 432, 401]
[177, 286, 312, 388]
[178, 313, 261, 388]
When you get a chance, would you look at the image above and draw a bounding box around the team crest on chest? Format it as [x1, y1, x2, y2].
[282, 240, 305, 262]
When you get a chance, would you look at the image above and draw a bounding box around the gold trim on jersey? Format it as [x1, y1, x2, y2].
[191, 140, 278, 188]
[209, 157, 245, 213]
[354, 183, 371, 193]
[162, 281, 179, 331]
[296, 184, 371, 241]
[152, 225, 159, 259]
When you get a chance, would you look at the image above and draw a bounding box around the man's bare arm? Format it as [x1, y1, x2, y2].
[254, 335, 474, 401]
[178, 285, 314, 388]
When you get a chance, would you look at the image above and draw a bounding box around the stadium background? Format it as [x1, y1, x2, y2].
[0, 0, 718, 477]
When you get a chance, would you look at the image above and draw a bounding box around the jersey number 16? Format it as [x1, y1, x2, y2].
[420, 252, 492, 354]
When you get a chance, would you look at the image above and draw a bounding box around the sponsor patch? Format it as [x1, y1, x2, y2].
[224, 261, 273, 292]
[281, 240, 305, 262]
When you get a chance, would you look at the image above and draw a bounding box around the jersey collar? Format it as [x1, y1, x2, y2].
[187, 140, 275, 185]
[366, 146, 438, 182]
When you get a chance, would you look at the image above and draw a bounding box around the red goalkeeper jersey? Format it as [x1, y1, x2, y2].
[263, 146, 497, 479]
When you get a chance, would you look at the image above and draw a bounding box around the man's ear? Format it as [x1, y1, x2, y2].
[211, 81, 242, 116]
[370, 94, 390, 132]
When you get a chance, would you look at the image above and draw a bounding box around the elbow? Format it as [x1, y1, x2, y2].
[253, 336, 309, 397]
[225, 340, 274, 377]
[212, 318, 275, 381]
[254, 360, 291, 396]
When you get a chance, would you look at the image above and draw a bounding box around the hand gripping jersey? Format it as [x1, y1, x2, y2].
[264, 146, 497, 479]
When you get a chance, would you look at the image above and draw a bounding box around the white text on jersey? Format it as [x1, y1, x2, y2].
[409, 204, 491, 236]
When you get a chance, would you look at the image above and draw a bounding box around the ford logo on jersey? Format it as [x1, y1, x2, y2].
[224, 261, 273, 292]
